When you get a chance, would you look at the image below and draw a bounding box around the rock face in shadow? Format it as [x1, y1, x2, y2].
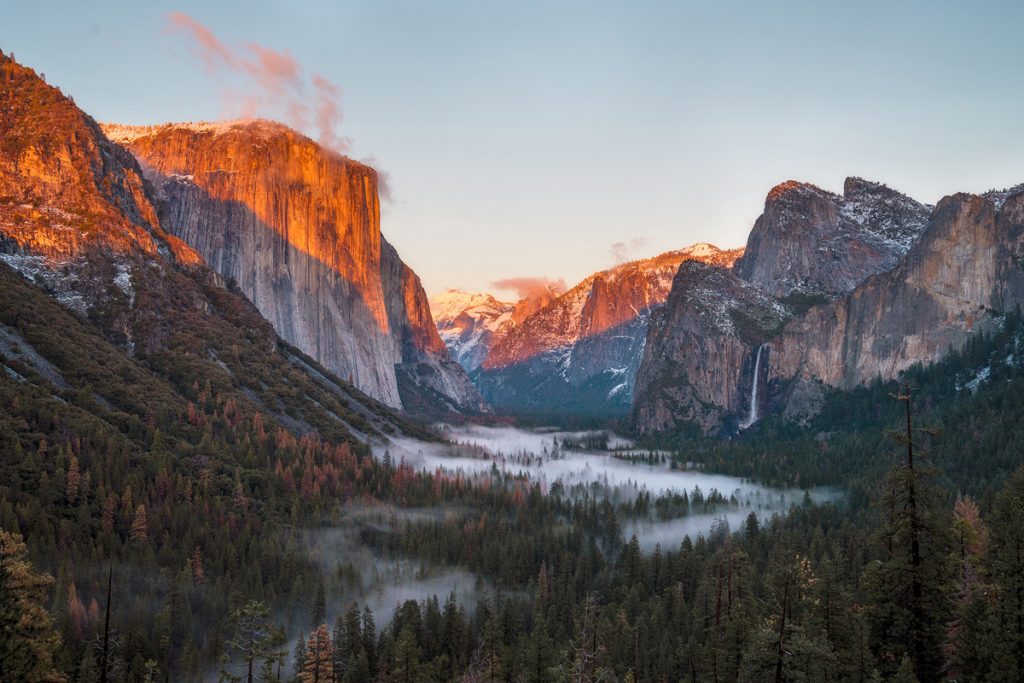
[474, 244, 743, 414]
[633, 178, 1024, 435]
[733, 178, 931, 299]
[769, 190, 1024, 420]
[105, 120, 484, 413]
[632, 261, 790, 434]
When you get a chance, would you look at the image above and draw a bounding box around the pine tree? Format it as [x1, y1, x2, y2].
[191, 547, 205, 585]
[300, 624, 332, 683]
[990, 465, 1024, 680]
[130, 504, 149, 543]
[219, 601, 284, 683]
[567, 593, 601, 683]
[333, 604, 364, 683]
[311, 582, 326, 630]
[293, 635, 307, 681]
[392, 624, 422, 683]
[942, 495, 994, 680]
[862, 389, 953, 680]
[740, 551, 837, 682]
[66, 455, 80, 504]
[361, 607, 377, 675]
[0, 529, 65, 682]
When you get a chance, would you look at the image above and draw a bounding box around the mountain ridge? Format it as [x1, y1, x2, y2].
[437, 243, 743, 414]
[633, 177, 1024, 434]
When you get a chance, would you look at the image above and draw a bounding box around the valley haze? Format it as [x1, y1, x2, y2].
[2, 4, 1024, 683]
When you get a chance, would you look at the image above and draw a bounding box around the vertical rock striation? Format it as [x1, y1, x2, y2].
[105, 120, 484, 413]
[632, 261, 789, 434]
[770, 189, 1024, 420]
[633, 178, 1024, 434]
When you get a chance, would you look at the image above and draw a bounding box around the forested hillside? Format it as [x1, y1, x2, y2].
[3, 249, 1024, 680]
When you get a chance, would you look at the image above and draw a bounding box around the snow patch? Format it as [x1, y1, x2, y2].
[114, 263, 134, 307]
[964, 366, 990, 394]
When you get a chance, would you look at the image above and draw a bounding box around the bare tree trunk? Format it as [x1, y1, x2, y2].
[900, 387, 925, 671]
[99, 565, 112, 683]
[775, 573, 790, 683]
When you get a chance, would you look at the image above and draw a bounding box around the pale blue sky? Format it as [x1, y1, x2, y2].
[4, 1, 1023, 297]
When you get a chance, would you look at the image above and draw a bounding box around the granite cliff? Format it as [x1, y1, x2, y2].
[733, 178, 931, 300]
[470, 244, 743, 413]
[770, 188, 1024, 420]
[104, 120, 485, 414]
[0, 53, 428, 440]
[634, 178, 1024, 434]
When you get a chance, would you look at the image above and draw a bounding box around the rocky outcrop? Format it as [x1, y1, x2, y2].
[429, 290, 514, 372]
[769, 189, 1024, 419]
[632, 261, 790, 434]
[105, 120, 484, 413]
[475, 244, 744, 413]
[380, 241, 489, 414]
[633, 179, 1024, 435]
[0, 54, 432, 441]
[733, 178, 931, 300]
[0, 54, 198, 266]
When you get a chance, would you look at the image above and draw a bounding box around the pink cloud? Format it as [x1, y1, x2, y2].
[312, 74, 346, 152]
[490, 277, 567, 300]
[243, 43, 301, 95]
[166, 12, 235, 73]
[166, 12, 352, 158]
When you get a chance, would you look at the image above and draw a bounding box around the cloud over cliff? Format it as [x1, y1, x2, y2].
[166, 12, 347, 153]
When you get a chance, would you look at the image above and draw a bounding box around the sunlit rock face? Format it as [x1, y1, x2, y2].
[106, 120, 484, 413]
[0, 54, 199, 266]
[429, 290, 515, 372]
[633, 178, 1024, 434]
[472, 244, 744, 414]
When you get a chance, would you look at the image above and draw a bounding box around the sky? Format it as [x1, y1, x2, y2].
[3, 1, 1023, 298]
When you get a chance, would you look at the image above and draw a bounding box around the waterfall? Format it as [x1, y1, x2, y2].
[742, 344, 765, 429]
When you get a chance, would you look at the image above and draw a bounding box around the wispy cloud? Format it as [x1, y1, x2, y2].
[359, 156, 394, 203]
[609, 237, 648, 265]
[166, 12, 234, 73]
[165, 12, 348, 155]
[490, 276, 566, 300]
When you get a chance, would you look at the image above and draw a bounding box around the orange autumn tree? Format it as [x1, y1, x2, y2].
[300, 624, 333, 683]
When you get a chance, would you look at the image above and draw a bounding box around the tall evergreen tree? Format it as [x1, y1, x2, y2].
[862, 389, 953, 680]
[300, 625, 332, 683]
[218, 600, 285, 683]
[0, 529, 65, 682]
[990, 465, 1024, 681]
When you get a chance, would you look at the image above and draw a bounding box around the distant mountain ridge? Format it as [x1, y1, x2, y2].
[429, 290, 514, 372]
[431, 244, 743, 414]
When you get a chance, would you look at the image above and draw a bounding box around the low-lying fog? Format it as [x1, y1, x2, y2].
[301, 521, 485, 626]
[283, 425, 839, 655]
[373, 424, 839, 549]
